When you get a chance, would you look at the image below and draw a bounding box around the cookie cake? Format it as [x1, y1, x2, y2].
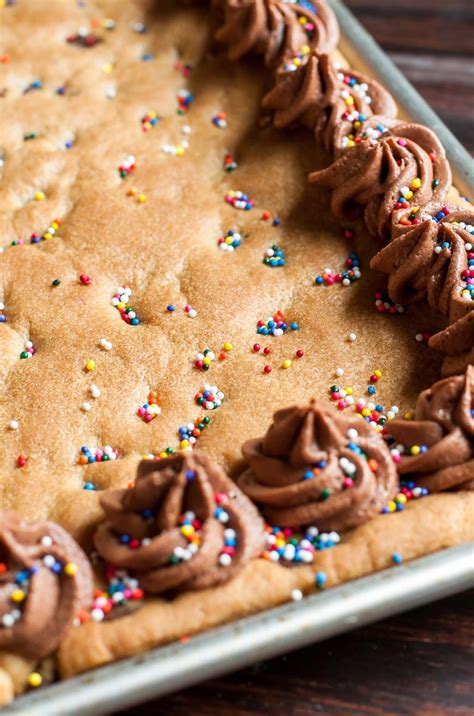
[0, 0, 473, 705]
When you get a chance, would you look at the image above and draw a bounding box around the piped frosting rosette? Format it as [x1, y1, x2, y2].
[387, 366, 474, 491]
[0, 511, 93, 659]
[371, 205, 474, 375]
[309, 119, 452, 239]
[215, 0, 339, 68]
[94, 452, 265, 594]
[237, 400, 398, 531]
[263, 52, 397, 154]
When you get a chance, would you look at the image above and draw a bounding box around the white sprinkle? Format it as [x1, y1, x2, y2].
[41, 535, 53, 547]
[335, 368, 344, 377]
[291, 589, 303, 602]
[81, 402, 92, 412]
[8, 420, 19, 430]
[219, 553, 232, 567]
[90, 384, 101, 398]
[348, 332, 357, 342]
[415, 333, 424, 342]
[90, 608, 105, 622]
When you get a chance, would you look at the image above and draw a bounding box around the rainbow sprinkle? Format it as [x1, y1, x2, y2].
[78, 445, 121, 466]
[263, 244, 285, 267]
[223, 153, 238, 172]
[111, 287, 141, 325]
[315, 253, 361, 286]
[195, 385, 224, 410]
[375, 291, 405, 314]
[137, 390, 161, 423]
[177, 89, 193, 113]
[19, 340, 36, 360]
[225, 190, 255, 210]
[256, 311, 299, 336]
[262, 524, 340, 564]
[218, 229, 241, 252]
[118, 155, 135, 178]
[141, 111, 159, 132]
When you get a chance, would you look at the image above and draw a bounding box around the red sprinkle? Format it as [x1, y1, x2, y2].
[296, 349, 304, 358]
[17, 455, 28, 468]
[261, 211, 271, 221]
[263, 347, 271, 356]
[263, 365, 272, 374]
[79, 274, 92, 285]
[253, 343, 261, 353]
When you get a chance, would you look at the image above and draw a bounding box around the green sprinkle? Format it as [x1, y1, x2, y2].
[51, 279, 61, 287]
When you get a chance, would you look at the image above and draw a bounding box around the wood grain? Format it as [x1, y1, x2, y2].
[116, 3, 474, 714]
[345, 0, 474, 152]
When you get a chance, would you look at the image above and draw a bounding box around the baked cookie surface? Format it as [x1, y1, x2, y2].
[0, 0, 472, 705]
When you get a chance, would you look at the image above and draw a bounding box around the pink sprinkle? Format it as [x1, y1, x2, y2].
[398, 139, 407, 147]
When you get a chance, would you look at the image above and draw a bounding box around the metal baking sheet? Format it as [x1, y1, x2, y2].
[5, 2, 474, 713]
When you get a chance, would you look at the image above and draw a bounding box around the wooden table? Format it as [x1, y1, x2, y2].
[121, 2, 474, 714]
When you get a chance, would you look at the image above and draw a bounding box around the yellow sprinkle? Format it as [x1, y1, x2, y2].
[412, 206, 420, 214]
[345, 96, 355, 106]
[411, 178, 422, 189]
[405, 190, 414, 200]
[396, 493, 408, 504]
[11, 589, 26, 603]
[374, 369, 382, 378]
[175, 145, 185, 156]
[410, 445, 421, 456]
[159, 451, 168, 459]
[361, 407, 371, 417]
[102, 63, 114, 74]
[302, 45, 310, 54]
[294, 58, 301, 67]
[347, 140, 355, 148]
[117, 301, 125, 309]
[282, 359, 292, 369]
[354, 121, 361, 128]
[345, 387, 353, 395]
[28, 673, 43, 688]
[387, 501, 396, 513]
[137, 194, 147, 203]
[51, 221, 59, 230]
[64, 562, 78, 576]
[275, 538, 285, 548]
[223, 342, 233, 352]
[148, 111, 157, 119]
[43, 232, 52, 240]
[85, 359, 95, 372]
[403, 411, 414, 420]
[179, 439, 189, 449]
[180, 524, 194, 537]
[34, 191, 45, 201]
[298, 15, 306, 24]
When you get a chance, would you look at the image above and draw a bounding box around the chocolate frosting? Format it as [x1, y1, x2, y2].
[94, 452, 265, 594]
[387, 366, 474, 491]
[263, 52, 397, 154]
[371, 206, 474, 319]
[0, 511, 93, 659]
[237, 400, 398, 531]
[309, 119, 452, 239]
[215, 0, 339, 68]
[429, 311, 474, 377]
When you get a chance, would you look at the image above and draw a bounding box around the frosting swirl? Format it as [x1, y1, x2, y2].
[371, 206, 474, 323]
[387, 366, 474, 491]
[429, 310, 474, 377]
[309, 120, 452, 239]
[215, 0, 339, 68]
[0, 511, 93, 659]
[263, 52, 397, 154]
[94, 452, 265, 594]
[237, 400, 397, 531]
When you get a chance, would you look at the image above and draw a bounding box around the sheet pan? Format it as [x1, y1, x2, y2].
[5, 2, 473, 713]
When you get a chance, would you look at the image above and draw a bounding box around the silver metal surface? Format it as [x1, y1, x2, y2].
[5, 544, 474, 716]
[6, 3, 474, 714]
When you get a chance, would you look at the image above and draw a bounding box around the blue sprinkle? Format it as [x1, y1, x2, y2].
[316, 572, 327, 589]
[392, 552, 403, 564]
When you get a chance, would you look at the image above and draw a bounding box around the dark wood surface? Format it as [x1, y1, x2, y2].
[118, 3, 474, 715]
